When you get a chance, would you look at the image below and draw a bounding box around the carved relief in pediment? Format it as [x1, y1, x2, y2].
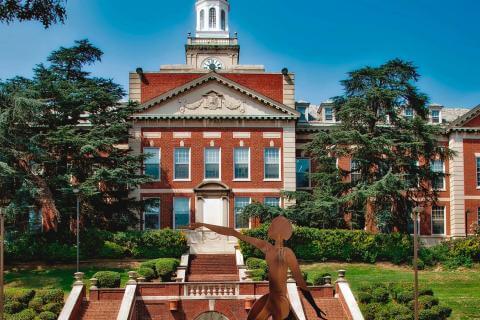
[178, 91, 245, 114]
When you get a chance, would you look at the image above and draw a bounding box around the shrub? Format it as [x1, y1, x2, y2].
[5, 308, 36, 320]
[133, 229, 188, 259]
[155, 258, 180, 281]
[419, 308, 438, 320]
[38, 311, 57, 320]
[27, 297, 43, 312]
[4, 301, 24, 314]
[137, 267, 156, 281]
[360, 302, 382, 320]
[371, 286, 390, 303]
[248, 269, 266, 281]
[377, 303, 411, 320]
[43, 242, 76, 263]
[140, 259, 158, 274]
[98, 241, 125, 259]
[310, 273, 331, 286]
[357, 292, 373, 304]
[36, 289, 64, 304]
[92, 271, 121, 288]
[5, 289, 35, 304]
[41, 302, 63, 315]
[408, 295, 439, 310]
[396, 290, 414, 304]
[246, 257, 267, 271]
[431, 305, 452, 319]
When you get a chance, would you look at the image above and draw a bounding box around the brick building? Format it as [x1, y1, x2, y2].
[126, 0, 479, 248]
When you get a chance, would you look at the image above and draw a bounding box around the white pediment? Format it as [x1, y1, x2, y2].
[134, 82, 288, 117]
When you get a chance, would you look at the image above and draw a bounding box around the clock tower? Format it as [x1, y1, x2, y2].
[185, 0, 240, 70]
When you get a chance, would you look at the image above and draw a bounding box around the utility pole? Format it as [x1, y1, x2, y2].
[0, 207, 4, 320]
[412, 206, 422, 320]
[73, 188, 80, 273]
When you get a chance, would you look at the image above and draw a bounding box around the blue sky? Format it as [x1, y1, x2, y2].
[1, 0, 479, 107]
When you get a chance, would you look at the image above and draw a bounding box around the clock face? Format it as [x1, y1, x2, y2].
[202, 58, 224, 71]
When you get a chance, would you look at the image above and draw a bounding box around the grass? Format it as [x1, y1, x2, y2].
[301, 262, 480, 320]
[4, 262, 480, 319]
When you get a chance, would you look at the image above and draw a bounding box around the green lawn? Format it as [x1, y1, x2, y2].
[4, 262, 480, 319]
[301, 263, 480, 320]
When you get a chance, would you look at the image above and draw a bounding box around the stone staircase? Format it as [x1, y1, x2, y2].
[187, 254, 239, 282]
[302, 297, 349, 320]
[79, 300, 121, 320]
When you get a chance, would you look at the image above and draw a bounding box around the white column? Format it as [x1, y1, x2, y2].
[448, 132, 466, 238]
[283, 124, 296, 207]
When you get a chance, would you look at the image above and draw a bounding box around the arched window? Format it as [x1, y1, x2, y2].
[221, 10, 226, 30]
[199, 10, 205, 30]
[209, 8, 216, 28]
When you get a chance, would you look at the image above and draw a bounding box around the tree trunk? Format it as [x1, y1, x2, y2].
[365, 198, 377, 233]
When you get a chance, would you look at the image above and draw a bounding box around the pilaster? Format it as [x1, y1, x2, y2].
[283, 123, 296, 207]
[448, 132, 466, 237]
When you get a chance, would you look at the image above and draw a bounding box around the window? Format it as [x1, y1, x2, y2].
[296, 158, 311, 188]
[221, 10, 226, 30]
[350, 160, 361, 183]
[431, 205, 445, 235]
[209, 8, 216, 28]
[173, 198, 190, 228]
[476, 157, 480, 188]
[324, 107, 333, 121]
[297, 106, 308, 122]
[234, 148, 250, 180]
[28, 208, 42, 232]
[234, 197, 250, 229]
[405, 107, 413, 120]
[200, 10, 205, 30]
[144, 199, 160, 230]
[264, 197, 280, 207]
[431, 110, 440, 123]
[431, 160, 445, 190]
[174, 148, 190, 180]
[264, 148, 280, 180]
[204, 148, 220, 179]
[144, 148, 161, 180]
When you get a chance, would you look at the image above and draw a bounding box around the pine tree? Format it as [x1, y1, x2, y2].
[0, 40, 151, 232]
[306, 59, 452, 233]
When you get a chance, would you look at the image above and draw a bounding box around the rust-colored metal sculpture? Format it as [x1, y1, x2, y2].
[189, 216, 326, 320]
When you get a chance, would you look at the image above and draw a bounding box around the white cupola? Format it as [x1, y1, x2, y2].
[195, 0, 230, 38]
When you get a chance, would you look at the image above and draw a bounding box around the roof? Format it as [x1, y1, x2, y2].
[447, 104, 480, 131]
[132, 72, 299, 120]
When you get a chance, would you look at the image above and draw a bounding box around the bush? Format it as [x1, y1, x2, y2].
[36, 289, 64, 304]
[137, 267, 156, 281]
[92, 271, 121, 288]
[246, 257, 267, 271]
[310, 272, 331, 286]
[377, 303, 411, 320]
[27, 297, 43, 313]
[408, 295, 439, 310]
[140, 259, 158, 274]
[43, 242, 77, 263]
[4, 301, 24, 314]
[132, 229, 188, 259]
[98, 241, 125, 259]
[360, 302, 382, 320]
[248, 269, 266, 281]
[155, 258, 180, 281]
[431, 305, 452, 319]
[357, 292, 373, 304]
[371, 286, 390, 303]
[396, 290, 414, 304]
[5, 289, 35, 304]
[5, 308, 36, 320]
[38, 311, 57, 320]
[41, 302, 63, 315]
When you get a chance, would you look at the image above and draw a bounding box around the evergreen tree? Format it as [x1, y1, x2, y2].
[306, 59, 452, 232]
[0, 0, 66, 27]
[0, 39, 150, 232]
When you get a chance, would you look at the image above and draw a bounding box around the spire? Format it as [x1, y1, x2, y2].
[195, 0, 230, 38]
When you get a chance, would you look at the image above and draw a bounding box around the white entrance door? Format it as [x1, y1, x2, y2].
[203, 198, 224, 226]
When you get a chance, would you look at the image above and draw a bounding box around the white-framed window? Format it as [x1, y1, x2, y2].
[209, 8, 216, 28]
[234, 197, 250, 229]
[296, 158, 311, 188]
[144, 198, 160, 230]
[431, 160, 445, 190]
[264, 148, 281, 180]
[199, 10, 205, 30]
[350, 159, 361, 183]
[28, 208, 42, 232]
[476, 157, 480, 188]
[264, 197, 280, 207]
[143, 147, 161, 181]
[405, 107, 414, 120]
[205, 147, 220, 180]
[324, 107, 334, 121]
[221, 9, 226, 30]
[174, 147, 190, 180]
[173, 197, 190, 229]
[431, 110, 441, 123]
[297, 106, 308, 122]
[234, 148, 250, 180]
[431, 205, 445, 235]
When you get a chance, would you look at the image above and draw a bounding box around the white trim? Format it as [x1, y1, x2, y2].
[143, 147, 161, 182]
[203, 132, 221, 138]
[337, 282, 365, 320]
[263, 132, 282, 139]
[143, 132, 162, 138]
[116, 283, 137, 320]
[173, 147, 191, 181]
[233, 132, 251, 139]
[140, 189, 195, 194]
[58, 284, 84, 320]
[431, 205, 446, 236]
[173, 132, 191, 138]
[204, 147, 221, 181]
[232, 188, 281, 193]
[173, 197, 191, 229]
[464, 195, 480, 200]
[264, 147, 282, 180]
[233, 147, 250, 180]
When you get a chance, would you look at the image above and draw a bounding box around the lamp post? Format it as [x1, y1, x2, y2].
[412, 206, 423, 320]
[72, 188, 80, 273]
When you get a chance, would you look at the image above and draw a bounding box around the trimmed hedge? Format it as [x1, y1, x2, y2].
[3, 289, 64, 319]
[137, 267, 156, 281]
[155, 258, 180, 282]
[38, 311, 57, 320]
[93, 271, 121, 288]
[240, 225, 413, 264]
[246, 257, 268, 271]
[5, 308, 36, 320]
[5, 289, 35, 304]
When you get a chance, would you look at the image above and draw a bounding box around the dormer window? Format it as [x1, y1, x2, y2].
[405, 107, 413, 120]
[431, 109, 441, 123]
[297, 106, 308, 122]
[324, 107, 334, 121]
[209, 8, 216, 28]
